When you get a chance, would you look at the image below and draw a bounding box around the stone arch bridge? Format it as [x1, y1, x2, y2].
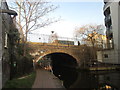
[30, 43, 88, 67]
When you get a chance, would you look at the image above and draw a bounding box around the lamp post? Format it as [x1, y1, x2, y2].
[51, 31, 54, 34]
[51, 31, 54, 43]
[39, 37, 41, 42]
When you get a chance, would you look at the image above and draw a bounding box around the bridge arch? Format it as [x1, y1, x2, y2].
[36, 52, 78, 67]
[36, 51, 79, 64]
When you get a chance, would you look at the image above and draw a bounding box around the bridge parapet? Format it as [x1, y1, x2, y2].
[31, 43, 83, 50]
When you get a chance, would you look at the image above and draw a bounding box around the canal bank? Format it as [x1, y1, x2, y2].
[78, 62, 120, 71]
[89, 66, 120, 71]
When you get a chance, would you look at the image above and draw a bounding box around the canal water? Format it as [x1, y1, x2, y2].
[56, 68, 120, 90]
[71, 70, 120, 90]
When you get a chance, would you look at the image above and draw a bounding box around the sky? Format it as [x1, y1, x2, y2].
[27, 1, 105, 42]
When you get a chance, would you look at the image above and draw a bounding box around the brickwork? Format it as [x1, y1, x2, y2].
[30, 44, 88, 67]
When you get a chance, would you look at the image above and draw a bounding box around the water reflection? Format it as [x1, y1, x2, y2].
[70, 70, 120, 90]
[53, 66, 78, 88]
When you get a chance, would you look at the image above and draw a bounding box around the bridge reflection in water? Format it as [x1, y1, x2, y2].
[50, 61, 120, 90]
[67, 70, 120, 90]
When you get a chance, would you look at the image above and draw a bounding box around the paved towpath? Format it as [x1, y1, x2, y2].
[32, 69, 65, 88]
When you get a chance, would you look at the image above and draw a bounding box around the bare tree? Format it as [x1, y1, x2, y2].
[9, 0, 59, 56]
[74, 24, 105, 60]
[74, 24, 105, 47]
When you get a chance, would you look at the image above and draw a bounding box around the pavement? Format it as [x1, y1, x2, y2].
[32, 69, 65, 88]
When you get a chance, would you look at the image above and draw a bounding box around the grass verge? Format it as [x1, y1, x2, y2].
[3, 71, 36, 88]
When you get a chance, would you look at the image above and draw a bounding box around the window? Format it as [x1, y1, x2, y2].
[0, 0, 1, 7]
[4, 32, 8, 49]
[104, 54, 108, 58]
[104, 7, 110, 16]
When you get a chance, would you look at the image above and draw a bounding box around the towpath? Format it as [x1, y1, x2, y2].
[32, 69, 65, 88]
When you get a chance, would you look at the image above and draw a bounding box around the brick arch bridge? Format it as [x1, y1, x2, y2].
[30, 44, 87, 67]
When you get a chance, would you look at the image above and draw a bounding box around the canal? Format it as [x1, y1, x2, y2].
[42, 54, 120, 90]
[57, 68, 120, 90]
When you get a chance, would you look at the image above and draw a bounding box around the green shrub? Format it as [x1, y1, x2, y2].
[3, 72, 36, 88]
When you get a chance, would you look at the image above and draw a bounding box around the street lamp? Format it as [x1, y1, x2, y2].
[39, 37, 41, 42]
[51, 31, 54, 34]
[50, 31, 54, 43]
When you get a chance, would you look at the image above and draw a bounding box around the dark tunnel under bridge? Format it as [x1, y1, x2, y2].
[36, 52, 79, 88]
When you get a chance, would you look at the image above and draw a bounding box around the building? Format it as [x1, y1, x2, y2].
[83, 33, 107, 49]
[97, 0, 120, 64]
[0, 1, 17, 89]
